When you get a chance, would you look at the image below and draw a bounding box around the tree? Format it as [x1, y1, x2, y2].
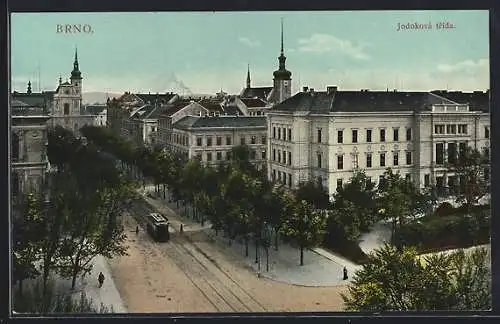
[327, 171, 378, 243]
[265, 185, 292, 251]
[376, 169, 429, 245]
[447, 146, 490, 211]
[342, 244, 491, 311]
[12, 193, 44, 295]
[279, 200, 326, 266]
[295, 180, 330, 210]
[230, 145, 254, 174]
[54, 173, 135, 289]
[47, 126, 82, 172]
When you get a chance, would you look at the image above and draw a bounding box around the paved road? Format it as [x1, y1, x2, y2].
[141, 187, 359, 287]
[128, 198, 268, 312]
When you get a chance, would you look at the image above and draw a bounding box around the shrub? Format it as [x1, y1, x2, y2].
[395, 210, 490, 252]
[434, 202, 456, 217]
[323, 235, 369, 264]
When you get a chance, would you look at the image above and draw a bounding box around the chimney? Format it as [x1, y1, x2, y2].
[326, 86, 337, 95]
[303, 86, 309, 92]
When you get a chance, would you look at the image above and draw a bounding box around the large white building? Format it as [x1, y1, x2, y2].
[267, 86, 490, 197]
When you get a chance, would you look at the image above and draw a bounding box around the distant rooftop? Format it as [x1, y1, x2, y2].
[174, 116, 267, 130]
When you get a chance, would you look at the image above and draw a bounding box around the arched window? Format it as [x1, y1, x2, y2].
[64, 103, 70, 115]
[11, 132, 20, 161]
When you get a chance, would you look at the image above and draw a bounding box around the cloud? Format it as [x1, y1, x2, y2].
[436, 58, 489, 75]
[297, 33, 370, 60]
[238, 36, 261, 48]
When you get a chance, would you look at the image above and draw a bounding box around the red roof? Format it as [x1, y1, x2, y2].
[241, 98, 267, 107]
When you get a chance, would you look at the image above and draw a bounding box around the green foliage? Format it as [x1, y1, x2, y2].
[376, 169, 431, 245]
[13, 277, 113, 314]
[446, 146, 490, 209]
[295, 181, 330, 210]
[342, 244, 491, 311]
[13, 125, 137, 297]
[12, 193, 44, 285]
[280, 200, 326, 264]
[395, 209, 490, 251]
[327, 170, 378, 242]
[434, 202, 456, 217]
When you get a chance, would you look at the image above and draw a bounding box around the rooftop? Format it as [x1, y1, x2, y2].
[240, 87, 273, 101]
[174, 116, 267, 130]
[240, 98, 268, 108]
[271, 87, 487, 113]
[431, 90, 490, 113]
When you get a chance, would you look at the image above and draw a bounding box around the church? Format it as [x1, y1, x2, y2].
[11, 49, 96, 202]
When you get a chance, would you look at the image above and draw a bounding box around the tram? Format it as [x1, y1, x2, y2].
[145, 213, 170, 242]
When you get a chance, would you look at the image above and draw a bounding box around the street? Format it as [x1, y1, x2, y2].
[107, 197, 347, 312]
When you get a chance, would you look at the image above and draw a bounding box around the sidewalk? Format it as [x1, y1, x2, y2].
[141, 185, 360, 287]
[53, 255, 127, 313]
[17, 255, 128, 314]
[76, 255, 128, 313]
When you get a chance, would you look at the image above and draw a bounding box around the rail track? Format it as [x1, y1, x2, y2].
[128, 198, 267, 313]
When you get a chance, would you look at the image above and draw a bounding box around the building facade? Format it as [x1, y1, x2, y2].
[267, 86, 490, 198]
[11, 98, 52, 205]
[107, 92, 178, 146]
[172, 116, 268, 168]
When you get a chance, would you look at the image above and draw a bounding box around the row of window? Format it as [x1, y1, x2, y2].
[333, 127, 412, 144]
[272, 149, 292, 166]
[434, 124, 469, 135]
[198, 150, 267, 162]
[196, 135, 266, 147]
[434, 142, 490, 165]
[316, 151, 413, 170]
[271, 169, 292, 187]
[272, 126, 292, 141]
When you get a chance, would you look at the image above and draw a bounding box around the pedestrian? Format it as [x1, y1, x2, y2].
[136, 226, 139, 235]
[98, 272, 105, 288]
[343, 266, 348, 280]
[180, 224, 184, 233]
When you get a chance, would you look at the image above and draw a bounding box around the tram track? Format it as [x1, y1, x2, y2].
[129, 199, 266, 313]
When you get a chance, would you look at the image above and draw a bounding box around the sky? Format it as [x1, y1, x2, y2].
[10, 11, 489, 95]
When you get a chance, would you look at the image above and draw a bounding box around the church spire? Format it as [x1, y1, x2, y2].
[277, 18, 288, 71]
[280, 17, 284, 55]
[273, 18, 291, 79]
[71, 46, 82, 80]
[27, 80, 32, 94]
[246, 64, 251, 88]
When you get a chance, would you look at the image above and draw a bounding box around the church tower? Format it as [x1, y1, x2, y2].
[70, 47, 83, 96]
[272, 18, 292, 103]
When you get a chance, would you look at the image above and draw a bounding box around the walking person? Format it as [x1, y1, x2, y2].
[136, 226, 139, 235]
[180, 224, 184, 234]
[98, 272, 105, 288]
[343, 266, 349, 280]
